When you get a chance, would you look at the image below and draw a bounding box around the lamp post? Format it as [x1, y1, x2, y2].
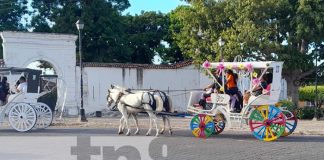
[218, 37, 225, 62]
[314, 50, 319, 121]
[76, 19, 87, 122]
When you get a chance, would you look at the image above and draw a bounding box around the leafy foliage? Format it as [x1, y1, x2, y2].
[279, 100, 298, 113]
[28, 0, 183, 64]
[172, 0, 324, 104]
[0, 0, 29, 58]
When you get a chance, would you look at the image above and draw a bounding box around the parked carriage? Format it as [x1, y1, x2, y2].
[0, 67, 53, 132]
[187, 61, 298, 141]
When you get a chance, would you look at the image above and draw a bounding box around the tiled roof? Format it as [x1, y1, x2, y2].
[83, 60, 193, 69]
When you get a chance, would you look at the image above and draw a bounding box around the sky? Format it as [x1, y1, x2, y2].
[123, 0, 188, 15]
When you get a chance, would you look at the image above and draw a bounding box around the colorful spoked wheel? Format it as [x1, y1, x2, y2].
[249, 105, 286, 142]
[190, 114, 215, 138]
[214, 114, 226, 135]
[281, 110, 298, 137]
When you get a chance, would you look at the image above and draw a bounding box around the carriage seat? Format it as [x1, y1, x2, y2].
[248, 88, 280, 106]
[206, 96, 212, 103]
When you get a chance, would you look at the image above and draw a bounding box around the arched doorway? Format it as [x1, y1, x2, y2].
[27, 60, 59, 111]
[1, 31, 79, 115]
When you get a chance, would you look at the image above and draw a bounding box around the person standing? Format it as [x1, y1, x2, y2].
[225, 69, 239, 112]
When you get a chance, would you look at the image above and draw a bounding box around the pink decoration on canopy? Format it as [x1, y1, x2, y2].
[217, 63, 225, 72]
[246, 63, 253, 72]
[252, 78, 260, 85]
[202, 60, 211, 69]
[232, 64, 238, 70]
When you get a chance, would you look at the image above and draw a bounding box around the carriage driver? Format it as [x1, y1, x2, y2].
[197, 71, 223, 109]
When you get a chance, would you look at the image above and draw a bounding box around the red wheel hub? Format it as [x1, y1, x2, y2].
[199, 122, 206, 129]
[263, 119, 271, 127]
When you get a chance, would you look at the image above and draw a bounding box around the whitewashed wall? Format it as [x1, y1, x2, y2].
[1, 31, 79, 115]
[82, 65, 288, 113]
[82, 65, 212, 113]
[1, 31, 288, 115]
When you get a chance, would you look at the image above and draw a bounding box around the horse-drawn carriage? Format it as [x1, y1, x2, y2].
[187, 61, 298, 141]
[0, 67, 53, 132]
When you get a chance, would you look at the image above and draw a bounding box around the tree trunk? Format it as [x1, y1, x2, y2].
[283, 70, 300, 105]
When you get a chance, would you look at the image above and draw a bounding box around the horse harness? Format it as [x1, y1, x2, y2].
[108, 90, 156, 111]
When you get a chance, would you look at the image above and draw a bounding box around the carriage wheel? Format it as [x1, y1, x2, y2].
[8, 103, 37, 132]
[281, 110, 298, 137]
[249, 105, 286, 142]
[34, 102, 53, 129]
[214, 114, 226, 135]
[190, 114, 214, 138]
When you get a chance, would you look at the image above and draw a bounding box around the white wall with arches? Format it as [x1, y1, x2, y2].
[0, 31, 288, 115]
[1, 31, 79, 115]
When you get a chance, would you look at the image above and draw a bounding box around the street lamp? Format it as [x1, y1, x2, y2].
[218, 37, 225, 62]
[76, 19, 87, 122]
[314, 50, 319, 121]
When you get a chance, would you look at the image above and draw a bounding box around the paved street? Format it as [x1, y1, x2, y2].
[0, 126, 323, 160]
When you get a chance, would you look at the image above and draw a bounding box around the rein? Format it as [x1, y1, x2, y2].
[107, 91, 124, 111]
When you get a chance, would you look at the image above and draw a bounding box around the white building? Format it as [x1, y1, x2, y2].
[0, 31, 211, 115]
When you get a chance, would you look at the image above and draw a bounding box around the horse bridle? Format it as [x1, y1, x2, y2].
[106, 90, 124, 111]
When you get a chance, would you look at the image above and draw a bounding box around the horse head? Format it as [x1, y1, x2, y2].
[106, 88, 124, 110]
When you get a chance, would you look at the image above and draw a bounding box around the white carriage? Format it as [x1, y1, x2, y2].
[187, 61, 298, 141]
[0, 67, 53, 132]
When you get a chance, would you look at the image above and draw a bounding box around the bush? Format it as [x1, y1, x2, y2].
[296, 107, 314, 119]
[279, 100, 298, 112]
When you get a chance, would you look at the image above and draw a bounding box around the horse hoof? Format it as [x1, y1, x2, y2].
[160, 129, 165, 134]
[169, 130, 173, 135]
[155, 133, 159, 137]
[126, 132, 130, 136]
[134, 131, 139, 135]
[118, 131, 123, 135]
[146, 133, 150, 136]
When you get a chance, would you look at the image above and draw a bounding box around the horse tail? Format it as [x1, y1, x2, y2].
[154, 95, 164, 112]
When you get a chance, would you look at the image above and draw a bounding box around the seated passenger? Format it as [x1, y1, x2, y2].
[252, 74, 268, 96]
[16, 76, 27, 93]
[263, 72, 273, 95]
[0, 76, 10, 105]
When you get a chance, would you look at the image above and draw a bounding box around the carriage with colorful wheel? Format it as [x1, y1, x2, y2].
[187, 60, 298, 141]
[0, 67, 53, 132]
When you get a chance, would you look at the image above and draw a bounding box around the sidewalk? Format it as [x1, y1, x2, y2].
[52, 116, 324, 136]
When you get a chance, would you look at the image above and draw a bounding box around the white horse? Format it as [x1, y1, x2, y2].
[112, 86, 174, 135]
[107, 85, 164, 136]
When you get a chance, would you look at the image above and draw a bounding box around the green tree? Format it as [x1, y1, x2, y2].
[172, 0, 324, 104]
[123, 11, 171, 64]
[30, 0, 131, 62]
[0, 0, 29, 58]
